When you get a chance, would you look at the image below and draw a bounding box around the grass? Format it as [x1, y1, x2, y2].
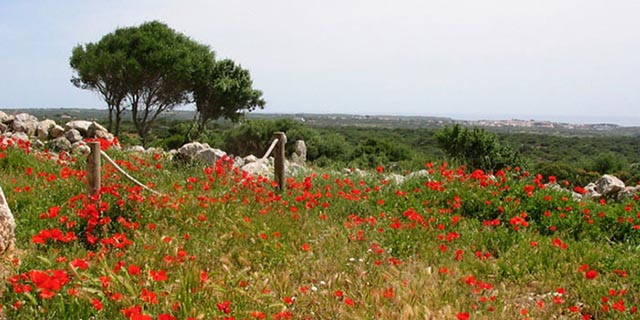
[0, 136, 639, 319]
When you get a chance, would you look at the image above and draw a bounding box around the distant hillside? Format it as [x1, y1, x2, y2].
[1, 108, 639, 136]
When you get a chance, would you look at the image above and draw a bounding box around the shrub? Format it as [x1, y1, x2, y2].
[435, 124, 522, 171]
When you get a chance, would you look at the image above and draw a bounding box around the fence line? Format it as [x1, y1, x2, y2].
[87, 132, 287, 196]
[87, 142, 163, 197]
[262, 138, 279, 160]
[99, 150, 164, 196]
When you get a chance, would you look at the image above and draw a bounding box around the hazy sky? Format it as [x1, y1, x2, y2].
[1, 0, 639, 124]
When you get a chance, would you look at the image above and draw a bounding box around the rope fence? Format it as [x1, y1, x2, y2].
[86, 142, 164, 197]
[86, 132, 288, 197]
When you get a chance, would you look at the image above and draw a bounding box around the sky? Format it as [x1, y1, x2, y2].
[1, 0, 639, 125]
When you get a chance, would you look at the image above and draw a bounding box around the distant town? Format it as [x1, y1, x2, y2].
[0, 108, 635, 135]
[281, 113, 627, 132]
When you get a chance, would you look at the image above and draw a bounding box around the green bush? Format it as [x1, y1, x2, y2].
[435, 124, 522, 171]
[587, 151, 627, 174]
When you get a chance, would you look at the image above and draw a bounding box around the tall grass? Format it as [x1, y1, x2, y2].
[0, 137, 638, 319]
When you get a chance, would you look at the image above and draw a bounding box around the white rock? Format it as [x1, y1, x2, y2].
[242, 159, 271, 177]
[49, 137, 72, 151]
[36, 119, 57, 140]
[0, 185, 16, 254]
[595, 175, 625, 197]
[71, 141, 90, 155]
[177, 142, 209, 159]
[11, 132, 29, 142]
[194, 148, 227, 165]
[243, 154, 259, 164]
[385, 173, 406, 185]
[65, 129, 83, 144]
[0, 111, 10, 124]
[12, 113, 38, 135]
[64, 120, 93, 136]
[50, 125, 65, 138]
[126, 146, 146, 153]
[87, 122, 109, 138]
[618, 186, 640, 200]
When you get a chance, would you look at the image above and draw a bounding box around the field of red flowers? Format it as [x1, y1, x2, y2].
[0, 136, 639, 319]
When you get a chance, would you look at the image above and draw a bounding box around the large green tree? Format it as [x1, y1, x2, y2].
[191, 58, 265, 138]
[435, 124, 522, 171]
[71, 21, 263, 146]
[70, 37, 129, 136]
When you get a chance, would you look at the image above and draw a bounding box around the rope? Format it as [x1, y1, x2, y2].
[262, 138, 279, 160]
[99, 150, 164, 196]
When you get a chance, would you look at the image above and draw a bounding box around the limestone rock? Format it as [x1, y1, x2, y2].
[194, 148, 226, 165]
[0, 185, 16, 254]
[0, 123, 7, 134]
[126, 146, 146, 153]
[31, 137, 45, 149]
[584, 182, 601, 199]
[544, 183, 566, 192]
[386, 173, 406, 185]
[65, 129, 83, 144]
[64, 120, 92, 136]
[36, 119, 57, 140]
[11, 132, 29, 142]
[243, 154, 259, 164]
[50, 125, 65, 138]
[176, 142, 210, 161]
[71, 141, 90, 155]
[242, 159, 271, 177]
[618, 185, 640, 200]
[0, 111, 10, 124]
[87, 122, 109, 139]
[144, 147, 164, 154]
[49, 137, 72, 152]
[595, 175, 625, 197]
[11, 113, 38, 136]
[407, 169, 431, 180]
[292, 140, 307, 164]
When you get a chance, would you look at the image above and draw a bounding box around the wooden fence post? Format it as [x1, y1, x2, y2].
[87, 142, 101, 198]
[274, 132, 286, 191]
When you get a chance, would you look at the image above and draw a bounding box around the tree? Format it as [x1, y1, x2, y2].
[70, 21, 214, 145]
[191, 59, 265, 138]
[118, 22, 212, 146]
[435, 124, 522, 171]
[71, 21, 265, 145]
[70, 38, 129, 136]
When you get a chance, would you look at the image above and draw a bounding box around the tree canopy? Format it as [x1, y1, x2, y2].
[191, 59, 265, 137]
[435, 124, 522, 171]
[70, 21, 264, 145]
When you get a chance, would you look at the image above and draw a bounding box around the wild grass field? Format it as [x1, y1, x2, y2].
[0, 136, 639, 319]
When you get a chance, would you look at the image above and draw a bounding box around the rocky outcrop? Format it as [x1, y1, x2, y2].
[595, 175, 625, 197]
[64, 120, 92, 136]
[0, 186, 16, 255]
[11, 113, 38, 136]
[36, 119, 56, 140]
[173, 142, 228, 165]
[567, 174, 639, 201]
[242, 158, 271, 177]
[0, 111, 117, 154]
[291, 140, 307, 164]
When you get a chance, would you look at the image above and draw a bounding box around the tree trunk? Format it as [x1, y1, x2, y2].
[114, 110, 122, 137]
[106, 105, 114, 133]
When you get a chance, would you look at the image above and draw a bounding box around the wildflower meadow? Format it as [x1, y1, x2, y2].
[0, 136, 638, 319]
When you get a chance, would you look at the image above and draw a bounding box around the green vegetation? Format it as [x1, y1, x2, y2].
[132, 115, 639, 187]
[70, 21, 263, 145]
[1, 135, 639, 319]
[435, 124, 522, 171]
